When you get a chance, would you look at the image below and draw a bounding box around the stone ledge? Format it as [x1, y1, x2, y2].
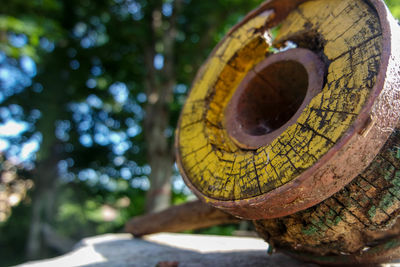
[17, 233, 318, 267]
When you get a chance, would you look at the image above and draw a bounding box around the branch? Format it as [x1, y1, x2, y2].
[125, 200, 241, 237]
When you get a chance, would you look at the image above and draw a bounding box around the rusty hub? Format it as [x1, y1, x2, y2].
[225, 48, 325, 150]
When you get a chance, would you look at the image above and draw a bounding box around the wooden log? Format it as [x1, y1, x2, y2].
[254, 127, 400, 264]
[125, 200, 240, 237]
[173, 0, 400, 264]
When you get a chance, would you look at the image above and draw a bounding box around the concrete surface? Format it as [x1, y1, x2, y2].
[17, 233, 318, 267]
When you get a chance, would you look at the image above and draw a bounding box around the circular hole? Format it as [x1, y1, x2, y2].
[236, 60, 308, 136]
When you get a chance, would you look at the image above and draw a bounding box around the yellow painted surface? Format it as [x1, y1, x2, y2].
[178, 0, 382, 201]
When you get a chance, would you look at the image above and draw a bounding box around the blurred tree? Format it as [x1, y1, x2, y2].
[0, 0, 261, 263]
[385, 0, 400, 19]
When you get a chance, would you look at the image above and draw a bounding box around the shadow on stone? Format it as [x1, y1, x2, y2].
[18, 233, 318, 267]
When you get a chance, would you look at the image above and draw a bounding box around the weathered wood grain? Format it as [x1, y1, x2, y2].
[254, 127, 400, 264]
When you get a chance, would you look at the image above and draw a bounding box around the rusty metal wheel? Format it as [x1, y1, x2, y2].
[176, 0, 400, 264]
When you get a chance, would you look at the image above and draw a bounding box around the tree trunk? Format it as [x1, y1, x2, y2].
[143, 0, 182, 213]
[145, 140, 174, 212]
[26, 143, 62, 260]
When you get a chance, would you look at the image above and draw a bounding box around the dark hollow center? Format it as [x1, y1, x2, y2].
[236, 60, 308, 136]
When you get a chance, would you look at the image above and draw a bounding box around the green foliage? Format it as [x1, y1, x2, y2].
[55, 184, 146, 238]
[195, 224, 239, 236]
[0, 0, 63, 60]
[386, 0, 400, 19]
